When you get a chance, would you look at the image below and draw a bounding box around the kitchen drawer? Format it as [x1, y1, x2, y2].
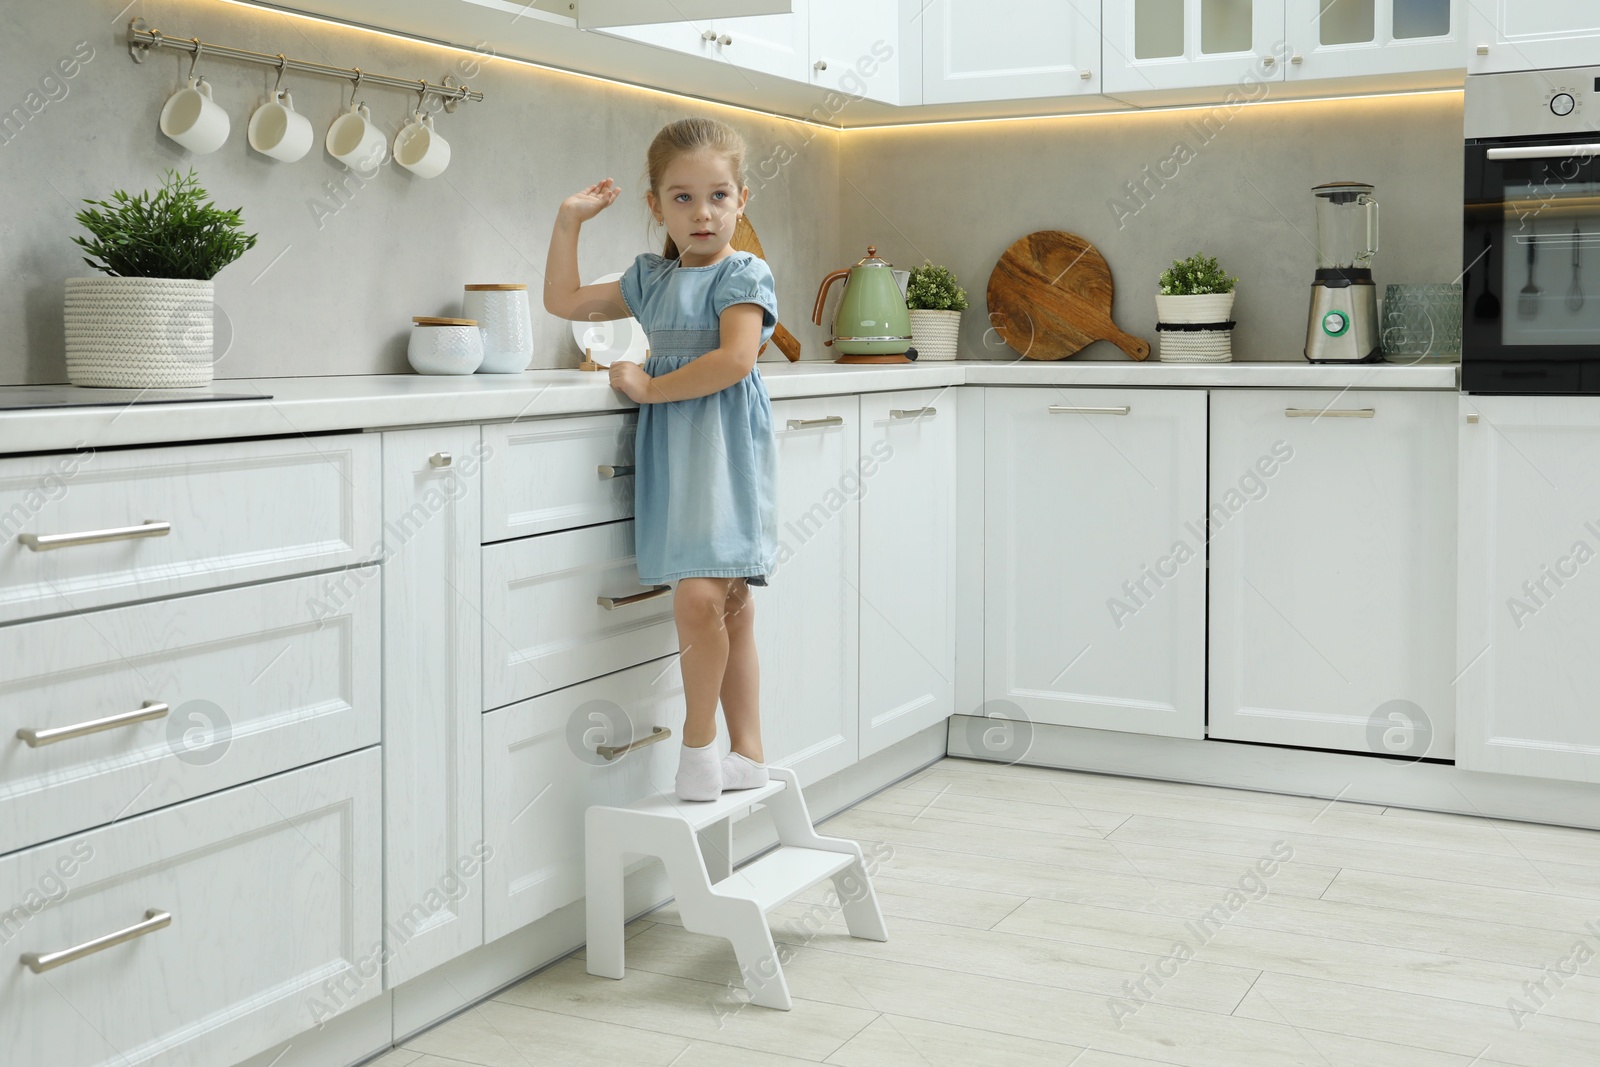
[0, 433, 380, 624]
[0, 747, 381, 1067]
[482, 412, 636, 541]
[483, 655, 681, 941]
[482, 519, 678, 710]
[0, 569, 380, 855]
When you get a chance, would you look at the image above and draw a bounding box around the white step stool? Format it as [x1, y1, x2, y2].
[585, 765, 888, 1010]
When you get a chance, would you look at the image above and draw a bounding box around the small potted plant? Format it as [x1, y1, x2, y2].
[904, 261, 969, 361]
[1155, 253, 1238, 362]
[67, 168, 258, 387]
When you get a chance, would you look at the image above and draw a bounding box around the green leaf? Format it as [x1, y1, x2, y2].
[1158, 253, 1236, 296]
[70, 168, 258, 280]
[905, 261, 969, 311]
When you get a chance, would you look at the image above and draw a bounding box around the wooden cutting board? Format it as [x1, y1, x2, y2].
[986, 231, 1150, 361]
[731, 215, 801, 362]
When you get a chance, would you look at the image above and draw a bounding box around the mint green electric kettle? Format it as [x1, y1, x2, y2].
[811, 245, 913, 364]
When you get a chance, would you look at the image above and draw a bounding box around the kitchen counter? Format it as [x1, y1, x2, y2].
[0, 359, 1458, 454]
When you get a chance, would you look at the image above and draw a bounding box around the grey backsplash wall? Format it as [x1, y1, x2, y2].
[0, 2, 1463, 384]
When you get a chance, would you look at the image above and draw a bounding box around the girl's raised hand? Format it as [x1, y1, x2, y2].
[561, 179, 621, 223]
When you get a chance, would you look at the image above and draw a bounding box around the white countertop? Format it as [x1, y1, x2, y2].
[0, 359, 1458, 455]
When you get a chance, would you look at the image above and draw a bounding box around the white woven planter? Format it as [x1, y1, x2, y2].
[64, 277, 216, 388]
[1155, 290, 1236, 363]
[908, 308, 961, 361]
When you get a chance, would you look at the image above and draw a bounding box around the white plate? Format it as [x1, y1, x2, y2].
[570, 271, 649, 364]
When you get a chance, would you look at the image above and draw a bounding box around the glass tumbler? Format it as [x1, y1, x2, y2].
[1381, 283, 1462, 363]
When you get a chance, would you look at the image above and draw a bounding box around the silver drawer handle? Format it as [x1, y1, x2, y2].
[596, 724, 673, 761]
[1286, 407, 1374, 418]
[598, 463, 635, 479]
[889, 407, 936, 419]
[597, 585, 671, 610]
[20, 519, 171, 551]
[22, 908, 171, 974]
[787, 416, 843, 430]
[1049, 405, 1130, 416]
[430, 452, 452, 467]
[17, 700, 169, 748]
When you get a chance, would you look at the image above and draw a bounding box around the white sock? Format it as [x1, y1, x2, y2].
[720, 750, 769, 790]
[675, 739, 722, 801]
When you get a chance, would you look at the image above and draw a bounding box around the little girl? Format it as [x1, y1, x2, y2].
[542, 117, 779, 802]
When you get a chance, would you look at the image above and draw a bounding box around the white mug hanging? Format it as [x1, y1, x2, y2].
[326, 100, 387, 173]
[160, 76, 229, 154]
[247, 89, 312, 162]
[394, 110, 450, 179]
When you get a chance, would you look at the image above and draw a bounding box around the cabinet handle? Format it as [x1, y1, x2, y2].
[1262, 55, 1275, 67]
[19, 519, 170, 551]
[17, 700, 169, 748]
[702, 29, 717, 41]
[597, 585, 672, 610]
[597, 463, 635, 479]
[1466, 412, 1480, 424]
[1048, 405, 1129, 416]
[21, 909, 171, 974]
[718, 34, 732, 46]
[890, 407, 936, 419]
[1477, 44, 1490, 56]
[429, 451, 452, 467]
[1285, 407, 1374, 418]
[1079, 69, 1093, 80]
[814, 59, 828, 71]
[1291, 52, 1304, 65]
[596, 724, 673, 761]
[786, 415, 843, 430]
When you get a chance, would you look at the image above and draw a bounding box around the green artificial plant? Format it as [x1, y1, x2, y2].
[905, 261, 970, 312]
[73, 168, 258, 280]
[1158, 253, 1237, 296]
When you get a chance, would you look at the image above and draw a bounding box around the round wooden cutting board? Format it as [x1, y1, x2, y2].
[986, 231, 1150, 361]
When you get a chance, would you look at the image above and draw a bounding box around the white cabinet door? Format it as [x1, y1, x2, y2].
[712, 2, 809, 81]
[984, 387, 1206, 738]
[380, 426, 485, 987]
[1208, 390, 1457, 758]
[923, 0, 1102, 103]
[758, 395, 859, 785]
[597, 19, 718, 58]
[808, 0, 908, 104]
[1467, 2, 1600, 75]
[1102, 0, 1284, 95]
[859, 389, 957, 758]
[1458, 396, 1600, 784]
[1285, 0, 1464, 80]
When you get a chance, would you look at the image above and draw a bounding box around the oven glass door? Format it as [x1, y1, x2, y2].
[1465, 131, 1600, 393]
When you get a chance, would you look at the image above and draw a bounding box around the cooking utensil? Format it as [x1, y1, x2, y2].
[812, 245, 913, 364]
[986, 231, 1149, 360]
[730, 215, 801, 362]
[1569, 224, 1585, 313]
[1474, 232, 1500, 320]
[1519, 235, 1540, 318]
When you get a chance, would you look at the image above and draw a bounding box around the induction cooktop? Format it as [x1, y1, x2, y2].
[0, 385, 272, 411]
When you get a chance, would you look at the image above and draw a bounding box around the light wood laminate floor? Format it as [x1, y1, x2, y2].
[367, 756, 1600, 1067]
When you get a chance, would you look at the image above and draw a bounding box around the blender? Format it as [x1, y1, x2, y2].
[1305, 181, 1381, 363]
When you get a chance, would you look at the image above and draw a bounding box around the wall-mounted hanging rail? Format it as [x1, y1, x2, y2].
[126, 17, 485, 112]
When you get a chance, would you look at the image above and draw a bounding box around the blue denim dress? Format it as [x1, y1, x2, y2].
[619, 251, 779, 587]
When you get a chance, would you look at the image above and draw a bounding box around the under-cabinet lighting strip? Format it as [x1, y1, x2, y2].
[210, 0, 1462, 133]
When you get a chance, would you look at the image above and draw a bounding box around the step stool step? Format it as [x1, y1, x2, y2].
[713, 845, 856, 914]
[624, 778, 788, 833]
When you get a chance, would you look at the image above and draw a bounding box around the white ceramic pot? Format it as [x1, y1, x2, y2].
[463, 284, 533, 373]
[908, 308, 961, 361]
[408, 317, 484, 374]
[1155, 291, 1236, 324]
[64, 277, 215, 388]
[1155, 290, 1237, 362]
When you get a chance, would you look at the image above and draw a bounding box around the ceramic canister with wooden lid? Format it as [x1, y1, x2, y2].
[463, 284, 533, 373]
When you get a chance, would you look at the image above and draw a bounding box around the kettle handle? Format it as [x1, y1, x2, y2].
[812, 268, 851, 326]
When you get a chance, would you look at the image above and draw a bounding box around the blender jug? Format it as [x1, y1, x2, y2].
[1306, 181, 1382, 362]
[1314, 182, 1379, 275]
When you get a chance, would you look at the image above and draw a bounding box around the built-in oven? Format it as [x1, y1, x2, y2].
[1464, 65, 1600, 395]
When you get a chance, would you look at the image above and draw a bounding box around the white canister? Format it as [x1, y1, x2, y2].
[408, 316, 483, 374]
[463, 284, 533, 373]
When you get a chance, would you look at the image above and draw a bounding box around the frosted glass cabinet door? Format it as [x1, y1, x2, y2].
[1285, 0, 1464, 80]
[923, 0, 1102, 103]
[1467, 2, 1600, 75]
[1103, 0, 1285, 95]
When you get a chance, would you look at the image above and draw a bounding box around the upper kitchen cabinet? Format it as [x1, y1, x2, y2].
[1458, 396, 1600, 785]
[1467, 2, 1600, 76]
[1103, 0, 1285, 96]
[923, 0, 1103, 103]
[1283, 0, 1465, 82]
[598, 2, 809, 83]
[808, 0, 920, 106]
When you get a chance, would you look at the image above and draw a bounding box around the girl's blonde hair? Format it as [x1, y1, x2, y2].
[646, 118, 748, 261]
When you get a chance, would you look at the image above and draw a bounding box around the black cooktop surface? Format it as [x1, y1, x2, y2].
[0, 386, 272, 411]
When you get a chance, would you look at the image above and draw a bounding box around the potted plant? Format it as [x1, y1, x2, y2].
[1155, 253, 1238, 363]
[904, 261, 968, 361]
[66, 168, 258, 387]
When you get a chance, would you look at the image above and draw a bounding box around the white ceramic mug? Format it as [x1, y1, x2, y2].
[247, 89, 312, 162]
[325, 101, 387, 172]
[393, 111, 450, 179]
[159, 77, 229, 155]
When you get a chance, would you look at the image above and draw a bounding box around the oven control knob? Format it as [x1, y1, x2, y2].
[1552, 92, 1577, 117]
